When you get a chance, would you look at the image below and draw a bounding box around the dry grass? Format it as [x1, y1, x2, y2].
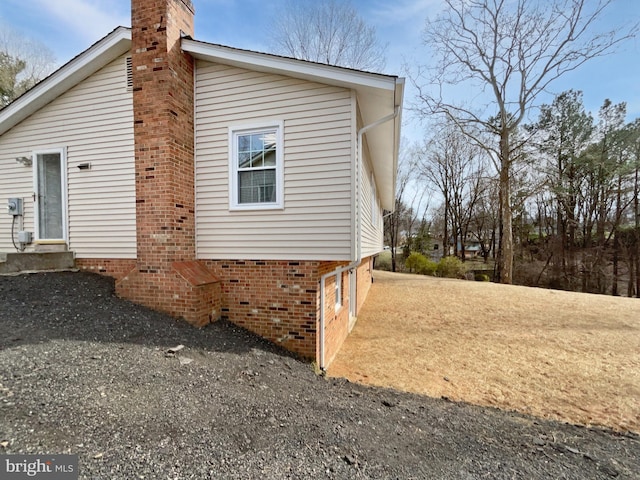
[328, 270, 640, 433]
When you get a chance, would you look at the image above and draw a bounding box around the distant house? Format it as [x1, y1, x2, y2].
[0, 0, 403, 369]
[456, 241, 482, 259]
[462, 243, 482, 259]
[429, 236, 448, 261]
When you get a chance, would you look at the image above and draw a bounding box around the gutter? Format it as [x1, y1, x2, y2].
[318, 106, 400, 371]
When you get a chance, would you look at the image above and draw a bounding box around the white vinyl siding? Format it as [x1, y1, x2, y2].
[0, 55, 135, 258]
[360, 139, 384, 257]
[195, 61, 354, 261]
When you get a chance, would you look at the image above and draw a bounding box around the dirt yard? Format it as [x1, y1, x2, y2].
[328, 270, 640, 433]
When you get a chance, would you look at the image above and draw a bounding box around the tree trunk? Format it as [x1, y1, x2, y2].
[554, 207, 565, 284]
[612, 176, 622, 296]
[388, 211, 398, 272]
[453, 229, 459, 258]
[498, 131, 513, 284]
[582, 205, 595, 293]
[635, 166, 640, 297]
[636, 235, 640, 298]
[555, 150, 566, 284]
[443, 198, 449, 258]
[537, 202, 543, 240]
[595, 182, 608, 294]
[612, 230, 619, 296]
[628, 255, 635, 298]
[491, 225, 497, 262]
[567, 199, 577, 288]
[566, 162, 578, 289]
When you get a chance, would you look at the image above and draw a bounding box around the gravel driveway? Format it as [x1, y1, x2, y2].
[1, 272, 638, 479]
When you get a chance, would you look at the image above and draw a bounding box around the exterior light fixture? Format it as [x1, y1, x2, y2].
[16, 156, 31, 167]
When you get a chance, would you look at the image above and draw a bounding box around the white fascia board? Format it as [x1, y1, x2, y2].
[0, 27, 132, 136]
[182, 39, 398, 93]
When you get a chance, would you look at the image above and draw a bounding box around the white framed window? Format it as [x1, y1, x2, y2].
[335, 272, 342, 310]
[229, 121, 284, 210]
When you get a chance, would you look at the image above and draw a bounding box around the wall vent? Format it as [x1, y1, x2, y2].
[126, 57, 133, 91]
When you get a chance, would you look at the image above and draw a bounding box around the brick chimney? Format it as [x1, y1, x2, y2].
[117, 0, 221, 326]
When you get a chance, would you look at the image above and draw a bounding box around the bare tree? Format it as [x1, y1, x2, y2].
[419, 121, 487, 260]
[0, 23, 56, 107]
[629, 119, 640, 297]
[415, 0, 637, 284]
[269, 0, 387, 72]
[385, 142, 429, 271]
[385, 144, 414, 271]
[469, 176, 499, 262]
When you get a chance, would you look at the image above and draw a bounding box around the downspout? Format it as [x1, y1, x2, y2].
[318, 106, 400, 371]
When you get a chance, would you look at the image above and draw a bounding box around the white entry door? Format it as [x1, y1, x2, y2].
[34, 150, 66, 241]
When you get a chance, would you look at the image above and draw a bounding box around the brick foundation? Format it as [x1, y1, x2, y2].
[76, 254, 374, 362]
[356, 257, 374, 313]
[204, 260, 326, 359]
[116, 262, 221, 327]
[76, 258, 137, 280]
[202, 259, 373, 361]
[322, 267, 351, 366]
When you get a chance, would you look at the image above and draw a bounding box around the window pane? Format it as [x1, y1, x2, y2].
[263, 149, 276, 167]
[238, 169, 276, 204]
[262, 132, 276, 149]
[250, 133, 265, 151]
[238, 152, 251, 169]
[238, 135, 251, 153]
[251, 152, 264, 168]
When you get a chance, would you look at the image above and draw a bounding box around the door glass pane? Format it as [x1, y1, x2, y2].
[37, 153, 63, 239]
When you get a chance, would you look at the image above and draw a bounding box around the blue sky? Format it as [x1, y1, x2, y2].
[1, 0, 639, 139]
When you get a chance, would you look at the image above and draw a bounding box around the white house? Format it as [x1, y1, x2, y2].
[0, 0, 403, 368]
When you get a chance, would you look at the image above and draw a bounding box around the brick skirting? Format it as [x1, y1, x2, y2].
[77, 256, 374, 363]
[76, 258, 137, 280]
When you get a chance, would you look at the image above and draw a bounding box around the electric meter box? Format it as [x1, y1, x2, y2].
[18, 231, 32, 244]
[7, 198, 23, 216]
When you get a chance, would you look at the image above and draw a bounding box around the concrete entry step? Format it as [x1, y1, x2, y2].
[0, 252, 75, 274]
